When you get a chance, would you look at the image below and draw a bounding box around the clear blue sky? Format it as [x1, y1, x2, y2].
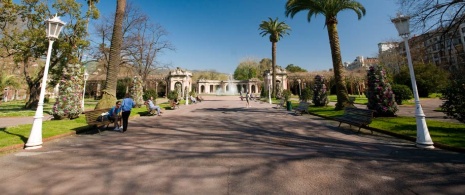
[94, 0, 401, 74]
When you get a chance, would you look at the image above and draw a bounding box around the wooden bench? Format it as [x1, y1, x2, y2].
[169, 100, 180, 110]
[146, 104, 157, 116]
[294, 102, 310, 115]
[335, 107, 374, 133]
[84, 108, 112, 134]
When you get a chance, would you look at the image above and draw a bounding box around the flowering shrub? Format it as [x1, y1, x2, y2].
[52, 64, 83, 120]
[130, 76, 144, 106]
[366, 65, 398, 117]
[312, 75, 329, 106]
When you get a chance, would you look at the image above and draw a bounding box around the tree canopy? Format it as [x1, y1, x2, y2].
[285, 64, 307, 73]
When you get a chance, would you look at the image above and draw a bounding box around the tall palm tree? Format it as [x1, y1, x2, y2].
[95, 0, 126, 109]
[259, 17, 291, 98]
[0, 74, 20, 102]
[285, 0, 366, 110]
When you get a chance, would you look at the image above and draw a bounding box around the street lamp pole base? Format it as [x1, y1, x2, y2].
[416, 143, 434, 149]
[24, 145, 43, 150]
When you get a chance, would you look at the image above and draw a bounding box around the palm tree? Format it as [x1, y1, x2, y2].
[285, 0, 366, 110]
[259, 17, 291, 98]
[95, 0, 126, 109]
[0, 74, 20, 102]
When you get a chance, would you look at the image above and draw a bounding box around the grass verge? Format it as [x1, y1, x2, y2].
[303, 104, 465, 149]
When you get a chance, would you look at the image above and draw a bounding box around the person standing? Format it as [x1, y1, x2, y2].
[245, 91, 250, 108]
[121, 93, 136, 133]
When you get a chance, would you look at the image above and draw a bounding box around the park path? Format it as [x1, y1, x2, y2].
[0, 96, 464, 194]
[0, 97, 457, 128]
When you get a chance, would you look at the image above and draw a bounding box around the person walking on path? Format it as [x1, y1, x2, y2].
[245, 91, 250, 108]
[108, 101, 123, 131]
[121, 93, 136, 133]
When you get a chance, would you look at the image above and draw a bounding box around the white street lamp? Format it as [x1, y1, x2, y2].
[392, 15, 434, 149]
[81, 70, 89, 112]
[25, 15, 65, 150]
[267, 73, 271, 104]
[297, 79, 302, 97]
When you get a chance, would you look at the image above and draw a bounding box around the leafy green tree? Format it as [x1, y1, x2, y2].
[0, 0, 99, 109]
[393, 63, 449, 97]
[258, 58, 272, 79]
[233, 59, 259, 80]
[96, 0, 126, 109]
[286, 0, 366, 110]
[366, 65, 398, 117]
[285, 64, 307, 73]
[259, 17, 291, 98]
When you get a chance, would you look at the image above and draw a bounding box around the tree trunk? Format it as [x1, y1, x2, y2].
[327, 22, 349, 110]
[271, 41, 277, 98]
[25, 82, 41, 109]
[95, 0, 126, 109]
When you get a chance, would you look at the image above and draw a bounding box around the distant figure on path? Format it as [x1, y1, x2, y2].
[245, 91, 250, 108]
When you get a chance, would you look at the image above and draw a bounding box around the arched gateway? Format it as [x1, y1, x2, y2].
[196, 78, 261, 94]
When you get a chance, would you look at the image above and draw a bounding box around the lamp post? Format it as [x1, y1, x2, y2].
[297, 79, 302, 97]
[267, 73, 271, 104]
[392, 15, 434, 149]
[81, 70, 89, 112]
[25, 15, 65, 150]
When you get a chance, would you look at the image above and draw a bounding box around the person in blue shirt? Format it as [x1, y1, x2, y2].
[108, 101, 122, 131]
[121, 93, 136, 133]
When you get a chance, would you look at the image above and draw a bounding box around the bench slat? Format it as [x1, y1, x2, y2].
[84, 108, 112, 133]
[335, 107, 374, 133]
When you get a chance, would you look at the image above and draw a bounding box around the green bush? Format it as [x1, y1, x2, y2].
[167, 90, 178, 100]
[441, 68, 465, 123]
[300, 88, 312, 102]
[143, 89, 157, 100]
[282, 89, 292, 101]
[116, 78, 131, 99]
[394, 63, 449, 97]
[391, 84, 413, 105]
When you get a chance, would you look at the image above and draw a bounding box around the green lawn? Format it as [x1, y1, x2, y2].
[0, 98, 171, 148]
[302, 103, 465, 148]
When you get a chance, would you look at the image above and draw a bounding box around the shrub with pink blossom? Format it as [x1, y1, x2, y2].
[366, 65, 398, 117]
[130, 76, 144, 107]
[52, 64, 84, 120]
